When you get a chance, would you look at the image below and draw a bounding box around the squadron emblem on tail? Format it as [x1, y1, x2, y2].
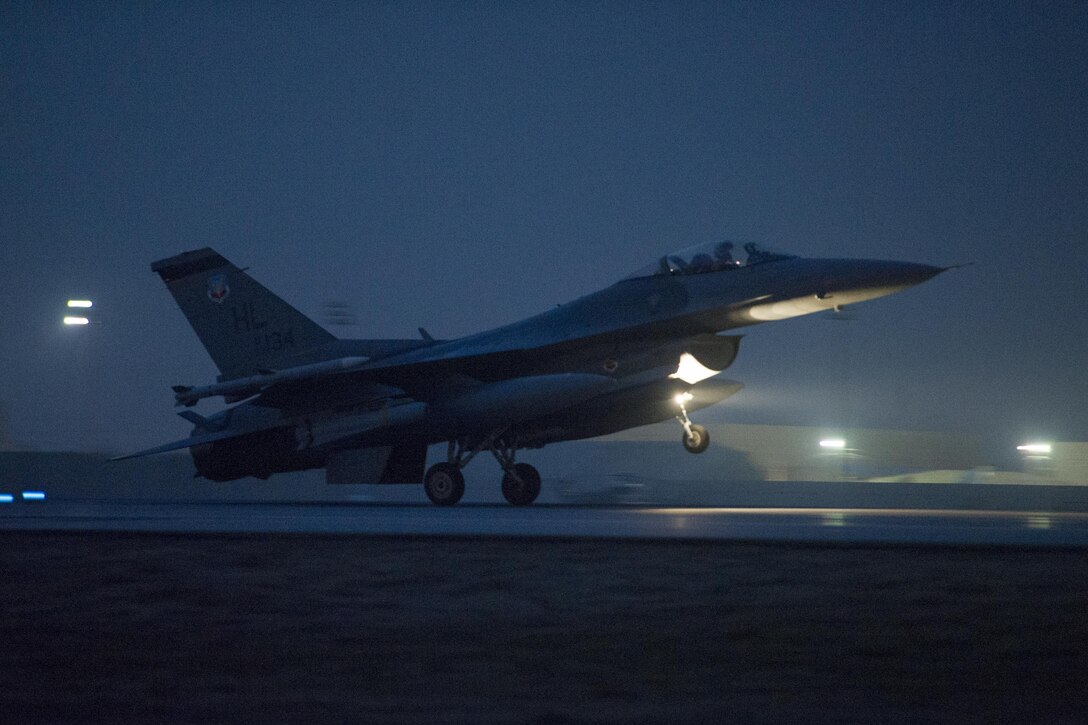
[207, 274, 230, 303]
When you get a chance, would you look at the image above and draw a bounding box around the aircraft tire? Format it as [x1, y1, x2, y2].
[501, 463, 541, 506]
[424, 463, 465, 506]
[682, 424, 710, 454]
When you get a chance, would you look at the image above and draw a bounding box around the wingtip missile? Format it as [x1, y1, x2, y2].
[171, 356, 370, 406]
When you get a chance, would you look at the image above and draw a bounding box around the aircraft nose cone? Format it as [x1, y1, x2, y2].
[889, 261, 947, 286]
[812, 259, 949, 307]
[841, 259, 946, 290]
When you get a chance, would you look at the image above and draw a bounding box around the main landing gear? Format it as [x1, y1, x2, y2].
[423, 431, 541, 507]
[675, 392, 710, 454]
[422, 462, 465, 506]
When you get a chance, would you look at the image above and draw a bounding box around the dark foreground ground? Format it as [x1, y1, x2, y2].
[2, 532, 1086, 724]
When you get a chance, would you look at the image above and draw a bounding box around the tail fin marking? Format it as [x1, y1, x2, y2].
[151, 248, 335, 380]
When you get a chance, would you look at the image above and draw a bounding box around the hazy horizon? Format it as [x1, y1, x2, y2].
[3, 2, 1086, 454]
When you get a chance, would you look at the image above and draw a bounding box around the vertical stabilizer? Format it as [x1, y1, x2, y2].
[151, 248, 336, 380]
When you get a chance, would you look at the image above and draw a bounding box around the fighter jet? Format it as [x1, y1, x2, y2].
[117, 241, 946, 505]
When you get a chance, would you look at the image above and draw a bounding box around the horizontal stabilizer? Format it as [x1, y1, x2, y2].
[109, 427, 250, 461]
[177, 410, 208, 425]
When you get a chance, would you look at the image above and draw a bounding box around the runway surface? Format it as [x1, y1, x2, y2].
[3, 529, 1087, 723]
[3, 499, 1088, 546]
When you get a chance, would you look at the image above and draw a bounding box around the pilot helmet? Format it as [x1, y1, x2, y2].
[713, 241, 735, 262]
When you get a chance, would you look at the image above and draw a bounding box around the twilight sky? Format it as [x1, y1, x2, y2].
[2, 1, 1086, 453]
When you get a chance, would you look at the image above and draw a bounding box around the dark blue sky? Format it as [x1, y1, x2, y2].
[2, 1, 1086, 453]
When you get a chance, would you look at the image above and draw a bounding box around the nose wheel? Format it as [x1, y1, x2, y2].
[682, 424, 710, 454]
[676, 394, 710, 454]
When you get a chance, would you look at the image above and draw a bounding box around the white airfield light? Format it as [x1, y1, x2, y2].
[63, 316, 90, 326]
[67, 300, 93, 308]
[1017, 443, 1052, 454]
[819, 438, 846, 450]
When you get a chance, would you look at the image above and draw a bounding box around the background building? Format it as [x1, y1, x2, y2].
[2, 416, 1086, 508]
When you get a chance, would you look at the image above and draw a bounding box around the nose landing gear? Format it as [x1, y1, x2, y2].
[675, 393, 710, 454]
[682, 423, 710, 454]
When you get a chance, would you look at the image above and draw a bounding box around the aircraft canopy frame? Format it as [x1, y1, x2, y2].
[622, 241, 797, 281]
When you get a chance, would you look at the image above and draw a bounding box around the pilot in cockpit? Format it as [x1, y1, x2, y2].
[743, 242, 769, 263]
[689, 253, 715, 273]
[713, 241, 737, 270]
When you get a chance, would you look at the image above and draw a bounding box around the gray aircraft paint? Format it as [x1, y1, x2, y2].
[121, 244, 945, 501]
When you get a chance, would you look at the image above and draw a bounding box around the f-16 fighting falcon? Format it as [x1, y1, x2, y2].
[117, 242, 946, 505]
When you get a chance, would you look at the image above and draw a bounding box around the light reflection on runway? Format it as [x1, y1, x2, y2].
[3, 500, 1088, 546]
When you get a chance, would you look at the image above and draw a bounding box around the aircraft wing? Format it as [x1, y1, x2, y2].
[237, 329, 740, 416]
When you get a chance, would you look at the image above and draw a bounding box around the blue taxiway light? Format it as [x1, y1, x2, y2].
[22, 492, 46, 501]
[0, 494, 13, 504]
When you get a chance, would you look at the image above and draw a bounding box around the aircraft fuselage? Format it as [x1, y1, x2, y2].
[124, 244, 946, 504]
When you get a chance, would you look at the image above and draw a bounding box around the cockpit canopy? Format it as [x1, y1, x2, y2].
[623, 241, 797, 280]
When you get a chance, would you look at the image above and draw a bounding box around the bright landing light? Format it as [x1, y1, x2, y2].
[674, 392, 694, 405]
[67, 300, 93, 308]
[669, 353, 719, 385]
[819, 438, 846, 449]
[63, 316, 90, 325]
[1017, 443, 1052, 454]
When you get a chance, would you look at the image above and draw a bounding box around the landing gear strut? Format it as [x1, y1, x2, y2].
[676, 394, 710, 454]
[423, 430, 542, 507]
